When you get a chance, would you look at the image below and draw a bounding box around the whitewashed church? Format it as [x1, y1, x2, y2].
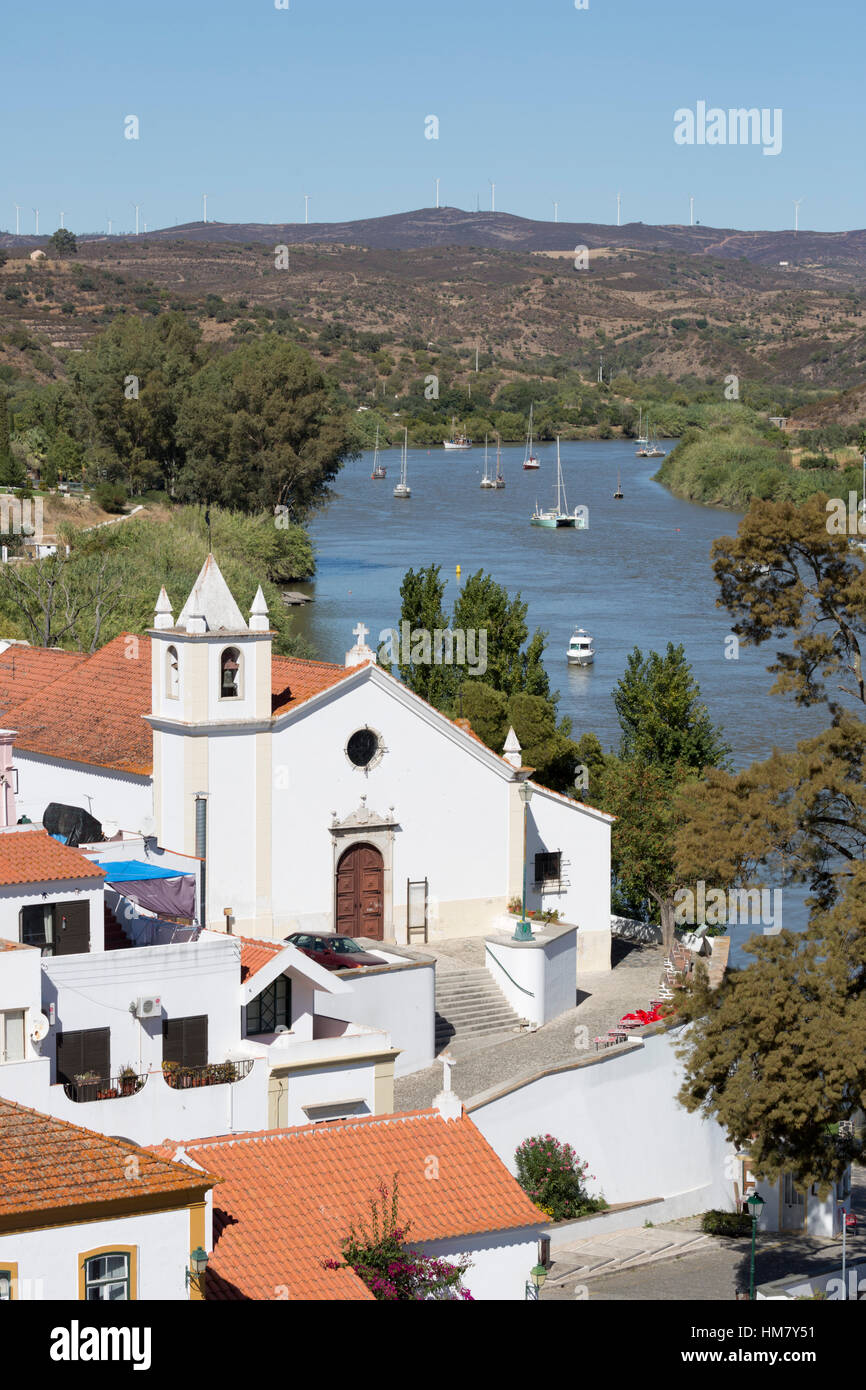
[3, 557, 613, 963]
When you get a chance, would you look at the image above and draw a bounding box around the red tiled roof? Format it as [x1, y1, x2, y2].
[4, 637, 349, 775]
[151, 1110, 544, 1301]
[270, 656, 351, 717]
[0, 645, 86, 718]
[0, 1099, 213, 1221]
[238, 935, 285, 982]
[0, 829, 106, 886]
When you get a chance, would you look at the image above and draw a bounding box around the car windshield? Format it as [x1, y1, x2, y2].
[330, 938, 367, 954]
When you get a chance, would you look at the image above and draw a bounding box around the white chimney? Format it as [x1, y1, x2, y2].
[503, 727, 522, 769]
[249, 585, 270, 633]
[154, 587, 174, 631]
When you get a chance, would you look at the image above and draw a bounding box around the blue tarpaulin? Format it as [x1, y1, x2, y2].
[90, 860, 187, 881]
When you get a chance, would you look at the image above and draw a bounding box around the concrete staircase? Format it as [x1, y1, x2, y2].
[434, 967, 524, 1052]
[104, 903, 133, 951]
[546, 1227, 713, 1285]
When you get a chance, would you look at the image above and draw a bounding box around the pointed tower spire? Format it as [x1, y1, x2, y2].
[249, 585, 270, 633]
[503, 727, 522, 769]
[177, 554, 247, 634]
[154, 587, 174, 631]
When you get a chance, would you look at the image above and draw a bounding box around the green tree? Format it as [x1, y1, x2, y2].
[0, 390, 11, 474]
[451, 570, 550, 699]
[614, 642, 729, 772]
[507, 692, 579, 794]
[460, 680, 509, 751]
[175, 336, 356, 514]
[47, 228, 78, 257]
[387, 564, 456, 709]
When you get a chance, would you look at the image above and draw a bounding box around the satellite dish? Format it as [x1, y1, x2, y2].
[30, 1012, 50, 1042]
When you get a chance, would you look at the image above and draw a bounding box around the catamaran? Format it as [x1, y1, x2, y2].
[370, 424, 386, 479]
[444, 416, 472, 449]
[530, 438, 585, 528]
[393, 429, 411, 498]
[480, 435, 496, 488]
[566, 628, 595, 666]
[522, 403, 540, 470]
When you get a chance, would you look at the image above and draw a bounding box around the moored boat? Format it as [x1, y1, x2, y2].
[566, 628, 595, 666]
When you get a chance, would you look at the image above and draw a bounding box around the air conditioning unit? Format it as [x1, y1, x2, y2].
[133, 996, 161, 1020]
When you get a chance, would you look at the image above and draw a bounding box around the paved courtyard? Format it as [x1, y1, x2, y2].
[395, 935, 667, 1110]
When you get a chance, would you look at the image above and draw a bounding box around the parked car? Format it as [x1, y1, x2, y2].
[284, 932, 387, 971]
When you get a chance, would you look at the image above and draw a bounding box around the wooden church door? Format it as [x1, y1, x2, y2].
[336, 844, 384, 940]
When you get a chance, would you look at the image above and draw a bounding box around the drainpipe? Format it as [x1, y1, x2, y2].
[194, 793, 208, 927]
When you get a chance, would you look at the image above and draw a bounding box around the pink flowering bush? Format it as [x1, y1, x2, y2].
[322, 1177, 473, 1301]
[515, 1135, 606, 1222]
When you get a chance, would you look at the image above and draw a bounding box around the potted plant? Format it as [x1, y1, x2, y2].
[119, 1064, 138, 1097]
[74, 1071, 99, 1103]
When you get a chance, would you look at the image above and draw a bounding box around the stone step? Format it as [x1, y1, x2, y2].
[435, 1018, 522, 1040]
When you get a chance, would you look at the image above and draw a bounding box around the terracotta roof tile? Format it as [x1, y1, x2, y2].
[0, 645, 86, 718]
[238, 934, 285, 982]
[152, 1110, 544, 1301]
[0, 829, 106, 886]
[0, 1099, 213, 1221]
[4, 638, 349, 775]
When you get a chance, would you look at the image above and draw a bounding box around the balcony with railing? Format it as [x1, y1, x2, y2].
[62, 1071, 148, 1104]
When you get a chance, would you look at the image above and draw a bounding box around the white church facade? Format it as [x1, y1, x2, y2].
[3, 558, 613, 963]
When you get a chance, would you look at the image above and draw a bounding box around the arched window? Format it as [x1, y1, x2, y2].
[165, 645, 179, 700]
[220, 647, 242, 699]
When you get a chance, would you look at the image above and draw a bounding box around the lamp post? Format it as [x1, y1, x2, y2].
[185, 1246, 209, 1296]
[747, 1191, 764, 1300]
[512, 781, 534, 941]
[527, 1262, 547, 1300]
[838, 1199, 848, 1301]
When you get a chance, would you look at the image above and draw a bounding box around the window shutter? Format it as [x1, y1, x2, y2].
[162, 1015, 208, 1068]
[53, 900, 91, 955]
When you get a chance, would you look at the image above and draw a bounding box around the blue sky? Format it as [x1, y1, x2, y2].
[1, 0, 860, 235]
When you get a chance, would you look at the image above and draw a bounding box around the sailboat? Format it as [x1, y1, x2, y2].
[635, 405, 649, 451]
[644, 425, 665, 459]
[480, 435, 496, 488]
[636, 421, 653, 458]
[522, 404, 540, 470]
[444, 415, 472, 449]
[493, 436, 505, 488]
[613, 468, 624, 500]
[370, 424, 386, 479]
[393, 429, 411, 498]
[531, 438, 585, 528]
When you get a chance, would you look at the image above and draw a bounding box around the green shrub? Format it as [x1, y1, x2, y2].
[515, 1135, 606, 1222]
[92, 481, 128, 513]
[700, 1209, 753, 1237]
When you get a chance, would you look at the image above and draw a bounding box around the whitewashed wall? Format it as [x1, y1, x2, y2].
[523, 787, 612, 936]
[416, 1229, 541, 1302]
[0, 1207, 192, 1300]
[14, 751, 152, 835]
[313, 955, 435, 1076]
[469, 1029, 731, 1215]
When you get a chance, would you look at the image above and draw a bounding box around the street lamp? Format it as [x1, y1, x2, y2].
[185, 1246, 209, 1295]
[747, 1192, 764, 1300]
[512, 781, 534, 941]
[529, 1262, 547, 1298]
[838, 1198, 849, 1301]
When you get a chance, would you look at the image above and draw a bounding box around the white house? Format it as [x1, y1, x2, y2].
[3, 556, 614, 967]
[0, 1097, 215, 1302]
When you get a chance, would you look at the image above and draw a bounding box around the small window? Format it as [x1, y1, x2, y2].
[220, 647, 241, 699]
[346, 727, 381, 768]
[166, 645, 180, 700]
[534, 851, 562, 886]
[0, 1010, 25, 1064]
[84, 1252, 130, 1301]
[247, 977, 291, 1035]
[20, 904, 53, 955]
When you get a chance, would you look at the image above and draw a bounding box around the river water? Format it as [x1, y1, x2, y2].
[298, 438, 819, 767]
[296, 439, 819, 956]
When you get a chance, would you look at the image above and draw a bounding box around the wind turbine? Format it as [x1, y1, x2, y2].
[131, 202, 141, 235]
[33, 209, 39, 235]
[793, 198, 804, 235]
[489, 180, 496, 213]
[689, 195, 694, 227]
[107, 217, 112, 235]
[616, 192, 622, 227]
[434, 178, 440, 209]
[13, 205, 21, 236]
[202, 193, 208, 224]
[59, 211, 65, 229]
[304, 194, 310, 224]
[553, 201, 559, 223]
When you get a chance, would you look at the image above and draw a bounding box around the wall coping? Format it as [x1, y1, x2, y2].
[485, 920, 578, 950]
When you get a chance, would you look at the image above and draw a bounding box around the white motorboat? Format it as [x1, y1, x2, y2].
[566, 628, 595, 666]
